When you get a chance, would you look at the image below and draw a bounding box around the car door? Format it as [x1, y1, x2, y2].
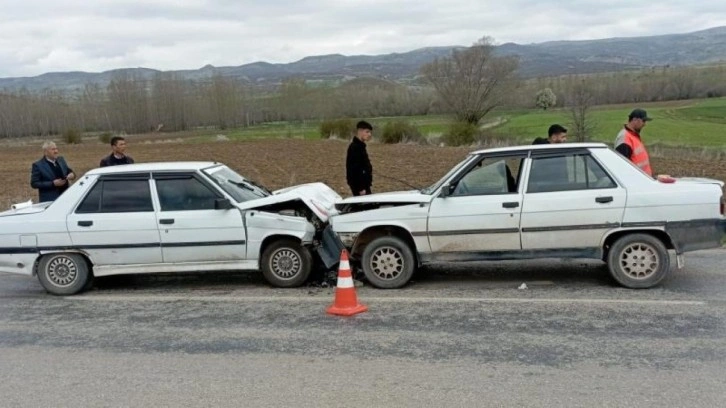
[520, 150, 626, 251]
[66, 174, 163, 265]
[152, 172, 247, 263]
[427, 154, 526, 253]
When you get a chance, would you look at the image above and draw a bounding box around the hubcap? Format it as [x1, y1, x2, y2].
[619, 242, 660, 280]
[370, 246, 404, 281]
[46, 256, 78, 287]
[270, 249, 301, 280]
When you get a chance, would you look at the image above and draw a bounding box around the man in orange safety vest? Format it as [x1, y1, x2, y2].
[615, 108, 652, 176]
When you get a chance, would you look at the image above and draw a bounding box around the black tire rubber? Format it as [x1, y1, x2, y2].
[361, 236, 416, 289]
[607, 233, 671, 289]
[36, 253, 91, 296]
[261, 239, 312, 288]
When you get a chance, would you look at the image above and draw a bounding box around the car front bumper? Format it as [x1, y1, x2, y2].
[316, 225, 347, 269]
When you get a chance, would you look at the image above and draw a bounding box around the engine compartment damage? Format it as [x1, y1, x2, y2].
[248, 199, 344, 269]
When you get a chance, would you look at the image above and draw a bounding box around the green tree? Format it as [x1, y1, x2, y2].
[535, 87, 557, 110]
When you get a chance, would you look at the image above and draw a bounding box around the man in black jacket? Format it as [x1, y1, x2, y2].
[532, 124, 568, 144]
[100, 136, 135, 167]
[30, 141, 76, 202]
[346, 120, 373, 196]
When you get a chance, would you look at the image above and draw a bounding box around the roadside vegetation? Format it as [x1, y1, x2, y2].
[1, 36, 725, 150]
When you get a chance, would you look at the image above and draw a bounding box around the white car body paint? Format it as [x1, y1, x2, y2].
[0, 162, 339, 280]
[330, 144, 725, 263]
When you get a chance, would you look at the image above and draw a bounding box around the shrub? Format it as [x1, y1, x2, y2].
[98, 132, 113, 144]
[319, 119, 355, 139]
[380, 120, 423, 144]
[442, 121, 479, 146]
[62, 128, 82, 144]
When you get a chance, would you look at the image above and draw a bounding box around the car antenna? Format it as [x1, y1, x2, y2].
[376, 174, 421, 191]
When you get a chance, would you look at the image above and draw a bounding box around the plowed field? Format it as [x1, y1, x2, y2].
[3, 137, 725, 208]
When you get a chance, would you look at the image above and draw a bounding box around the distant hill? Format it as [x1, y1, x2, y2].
[2, 26, 725, 92]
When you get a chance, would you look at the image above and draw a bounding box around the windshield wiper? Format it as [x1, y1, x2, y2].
[244, 179, 272, 195]
[228, 180, 266, 197]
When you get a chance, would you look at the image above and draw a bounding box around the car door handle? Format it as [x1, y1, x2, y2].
[596, 196, 613, 204]
[502, 201, 519, 209]
[77, 220, 93, 227]
[159, 218, 175, 225]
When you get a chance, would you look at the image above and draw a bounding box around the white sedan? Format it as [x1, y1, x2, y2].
[330, 143, 726, 289]
[0, 162, 342, 295]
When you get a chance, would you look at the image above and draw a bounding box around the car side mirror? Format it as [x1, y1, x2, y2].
[215, 198, 234, 210]
[439, 183, 452, 198]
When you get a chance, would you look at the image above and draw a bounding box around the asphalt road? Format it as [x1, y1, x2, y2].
[1, 250, 725, 407]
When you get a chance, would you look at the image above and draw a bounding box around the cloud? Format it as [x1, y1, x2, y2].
[1, 0, 725, 77]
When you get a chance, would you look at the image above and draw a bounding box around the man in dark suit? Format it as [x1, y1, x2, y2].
[30, 141, 76, 202]
[346, 120, 373, 196]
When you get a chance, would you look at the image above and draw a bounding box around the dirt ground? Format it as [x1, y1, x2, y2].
[3, 136, 726, 208]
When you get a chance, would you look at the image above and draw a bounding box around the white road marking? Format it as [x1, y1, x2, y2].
[66, 294, 706, 306]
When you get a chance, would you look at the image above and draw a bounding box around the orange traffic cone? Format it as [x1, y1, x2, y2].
[326, 249, 368, 316]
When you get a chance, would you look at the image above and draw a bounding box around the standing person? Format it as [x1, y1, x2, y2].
[615, 108, 652, 176]
[532, 124, 568, 144]
[30, 141, 76, 202]
[346, 120, 373, 196]
[100, 136, 135, 167]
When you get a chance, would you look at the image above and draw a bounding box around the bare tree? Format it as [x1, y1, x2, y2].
[107, 72, 150, 133]
[568, 80, 596, 142]
[151, 72, 191, 132]
[420, 37, 519, 125]
[205, 74, 245, 129]
[278, 77, 309, 122]
[669, 68, 697, 100]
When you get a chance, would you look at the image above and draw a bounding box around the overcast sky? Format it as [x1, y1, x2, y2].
[1, 0, 725, 78]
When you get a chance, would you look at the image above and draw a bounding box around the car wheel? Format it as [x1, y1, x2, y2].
[36, 253, 91, 296]
[361, 236, 416, 289]
[261, 239, 312, 288]
[607, 233, 671, 289]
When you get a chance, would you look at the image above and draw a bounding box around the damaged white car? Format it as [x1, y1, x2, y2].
[0, 162, 343, 295]
[330, 143, 726, 289]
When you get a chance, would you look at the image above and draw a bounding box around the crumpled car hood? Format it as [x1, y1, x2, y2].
[240, 182, 342, 221]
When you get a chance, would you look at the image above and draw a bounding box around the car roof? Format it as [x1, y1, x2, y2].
[470, 142, 608, 155]
[84, 161, 221, 176]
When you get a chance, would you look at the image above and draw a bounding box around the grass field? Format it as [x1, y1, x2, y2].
[185, 97, 726, 149]
[495, 97, 726, 147]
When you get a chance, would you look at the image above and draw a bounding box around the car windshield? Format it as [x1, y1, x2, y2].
[202, 165, 271, 202]
[421, 154, 479, 195]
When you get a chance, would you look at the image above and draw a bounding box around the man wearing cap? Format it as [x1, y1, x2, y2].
[615, 108, 652, 176]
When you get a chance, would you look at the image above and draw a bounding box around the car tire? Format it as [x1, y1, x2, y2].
[607, 233, 671, 289]
[361, 236, 416, 289]
[36, 253, 91, 296]
[261, 239, 312, 288]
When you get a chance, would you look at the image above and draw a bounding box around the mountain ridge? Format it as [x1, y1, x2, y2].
[2, 26, 725, 92]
